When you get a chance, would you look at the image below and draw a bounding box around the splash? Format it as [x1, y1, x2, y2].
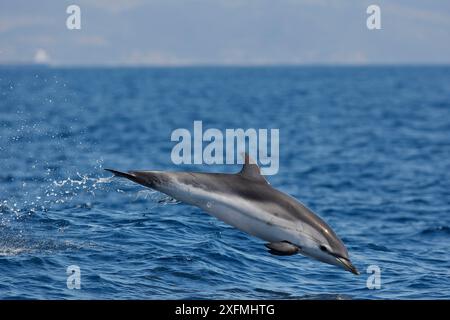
[52, 172, 114, 196]
[1, 167, 180, 224]
[135, 189, 180, 205]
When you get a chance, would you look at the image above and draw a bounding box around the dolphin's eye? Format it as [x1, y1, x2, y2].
[319, 245, 328, 252]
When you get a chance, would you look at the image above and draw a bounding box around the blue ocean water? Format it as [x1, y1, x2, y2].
[0, 66, 449, 299]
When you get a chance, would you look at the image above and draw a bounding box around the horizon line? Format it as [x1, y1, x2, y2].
[1, 62, 450, 68]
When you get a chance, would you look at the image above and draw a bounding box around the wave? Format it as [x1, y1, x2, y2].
[420, 226, 450, 235]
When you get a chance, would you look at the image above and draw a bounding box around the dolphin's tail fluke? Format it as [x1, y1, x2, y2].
[104, 168, 162, 190]
[105, 169, 135, 179]
[104, 168, 147, 186]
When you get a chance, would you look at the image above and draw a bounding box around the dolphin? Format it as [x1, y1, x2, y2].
[105, 155, 359, 275]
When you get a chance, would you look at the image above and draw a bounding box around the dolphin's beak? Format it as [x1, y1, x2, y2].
[336, 257, 360, 275]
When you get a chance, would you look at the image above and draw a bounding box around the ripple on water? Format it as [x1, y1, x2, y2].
[419, 226, 450, 236]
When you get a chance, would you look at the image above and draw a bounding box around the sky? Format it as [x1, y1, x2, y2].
[0, 0, 449, 66]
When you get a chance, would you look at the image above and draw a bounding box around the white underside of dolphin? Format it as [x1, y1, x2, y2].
[106, 154, 359, 275]
[169, 179, 319, 249]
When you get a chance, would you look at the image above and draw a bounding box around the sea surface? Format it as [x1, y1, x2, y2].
[0, 66, 449, 299]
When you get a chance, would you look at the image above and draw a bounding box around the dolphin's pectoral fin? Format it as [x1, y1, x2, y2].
[265, 241, 300, 256]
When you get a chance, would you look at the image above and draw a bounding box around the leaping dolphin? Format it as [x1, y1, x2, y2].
[106, 155, 359, 275]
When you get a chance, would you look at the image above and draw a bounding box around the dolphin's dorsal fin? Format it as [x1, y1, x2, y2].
[238, 153, 268, 183]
